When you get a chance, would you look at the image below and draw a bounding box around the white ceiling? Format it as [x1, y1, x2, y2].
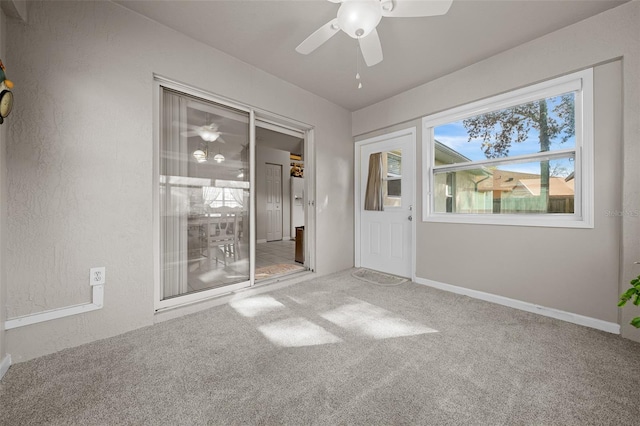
[257, 127, 304, 156]
[115, 0, 626, 111]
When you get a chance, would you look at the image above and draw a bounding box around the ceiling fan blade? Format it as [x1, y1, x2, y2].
[217, 136, 227, 144]
[359, 28, 383, 67]
[381, 0, 453, 18]
[295, 18, 340, 55]
[327, 0, 341, 3]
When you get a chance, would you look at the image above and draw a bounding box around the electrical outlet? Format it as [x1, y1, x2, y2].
[90, 267, 106, 286]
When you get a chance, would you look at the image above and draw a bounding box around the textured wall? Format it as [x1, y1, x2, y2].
[353, 2, 640, 340]
[6, 0, 353, 362]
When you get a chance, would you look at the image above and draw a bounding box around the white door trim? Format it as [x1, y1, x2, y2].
[354, 127, 417, 281]
[303, 128, 316, 272]
[265, 162, 283, 241]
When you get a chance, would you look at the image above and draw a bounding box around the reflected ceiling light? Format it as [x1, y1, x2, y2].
[193, 149, 207, 163]
[237, 169, 244, 178]
[213, 152, 225, 163]
[197, 125, 220, 142]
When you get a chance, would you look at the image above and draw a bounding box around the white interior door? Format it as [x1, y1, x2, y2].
[358, 130, 415, 278]
[266, 163, 283, 241]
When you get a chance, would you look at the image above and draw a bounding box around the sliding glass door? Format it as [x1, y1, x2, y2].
[157, 84, 251, 308]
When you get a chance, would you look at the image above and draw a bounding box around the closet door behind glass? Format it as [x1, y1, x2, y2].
[160, 88, 250, 300]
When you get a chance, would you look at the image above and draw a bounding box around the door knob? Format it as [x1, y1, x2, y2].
[408, 215, 412, 221]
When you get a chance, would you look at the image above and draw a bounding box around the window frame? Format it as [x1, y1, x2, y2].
[421, 69, 593, 228]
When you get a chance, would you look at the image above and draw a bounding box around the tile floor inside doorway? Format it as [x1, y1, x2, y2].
[255, 239, 298, 269]
[255, 239, 306, 280]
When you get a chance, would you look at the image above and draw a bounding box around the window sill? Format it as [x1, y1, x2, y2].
[423, 213, 593, 229]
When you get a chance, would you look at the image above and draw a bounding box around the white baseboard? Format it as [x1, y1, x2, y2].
[257, 239, 267, 244]
[0, 354, 11, 380]
[5, 284, 104, 330]
[414, 276, 620, 334]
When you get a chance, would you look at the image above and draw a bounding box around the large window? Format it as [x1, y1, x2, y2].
[422, 69, 593, 227]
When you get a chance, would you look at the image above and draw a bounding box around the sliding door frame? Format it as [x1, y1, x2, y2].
[254, 116, 315, 273]
[153, 76, 253, 311]
[153, 75, 315, 312]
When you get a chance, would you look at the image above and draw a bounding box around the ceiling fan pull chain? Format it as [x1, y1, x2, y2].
[356, 40, 362, 89]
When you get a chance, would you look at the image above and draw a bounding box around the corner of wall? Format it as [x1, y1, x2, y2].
[0, 0, 28, 23]
[0, 6, 8, 376]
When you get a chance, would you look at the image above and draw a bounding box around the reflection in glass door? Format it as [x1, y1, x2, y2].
[158, 86, 251, 304]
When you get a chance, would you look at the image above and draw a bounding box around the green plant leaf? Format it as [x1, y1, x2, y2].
[617, 276, 640, 311]
[630, 317, 640, 328]
[619, 289, 635, 304]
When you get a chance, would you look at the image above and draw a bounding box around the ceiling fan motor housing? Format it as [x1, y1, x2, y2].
[337, 0, 383, 39]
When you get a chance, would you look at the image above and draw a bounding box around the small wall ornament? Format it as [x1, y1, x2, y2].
[0, 59, 14, 125]
[290, 162, 304, 177]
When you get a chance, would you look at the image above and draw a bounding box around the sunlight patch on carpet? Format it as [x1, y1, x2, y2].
[351, 268, 408, 286]
[320, 299, 437, 339]
[230, 295, 285, 318]
[285, 291, 331, 306]
[258, 317, 342, 347]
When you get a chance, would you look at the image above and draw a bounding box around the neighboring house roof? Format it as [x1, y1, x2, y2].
[434, 140, 493, 178]
[434, 140, 472, 165]
[512, 177, 575, 197]
[475, 170, 539, 192]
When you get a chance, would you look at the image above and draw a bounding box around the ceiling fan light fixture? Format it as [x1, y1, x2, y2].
[197, 125, 220, 142]
[213, 152, 225, 163]
[337, 0, 382, 39]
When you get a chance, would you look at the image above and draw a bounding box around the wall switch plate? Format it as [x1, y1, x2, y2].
[90, 267, 106, 286]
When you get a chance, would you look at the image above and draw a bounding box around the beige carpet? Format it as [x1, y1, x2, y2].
[2, 269, 640, 425]
[255, 263, 305, 279]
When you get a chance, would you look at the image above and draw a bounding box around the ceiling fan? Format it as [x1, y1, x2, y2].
[296, 0, 453, 67]
[183, 122, 227, 144]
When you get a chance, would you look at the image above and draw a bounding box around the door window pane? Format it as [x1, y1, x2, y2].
[160, 88, 250, 300]
[384, 150, 401, 208]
